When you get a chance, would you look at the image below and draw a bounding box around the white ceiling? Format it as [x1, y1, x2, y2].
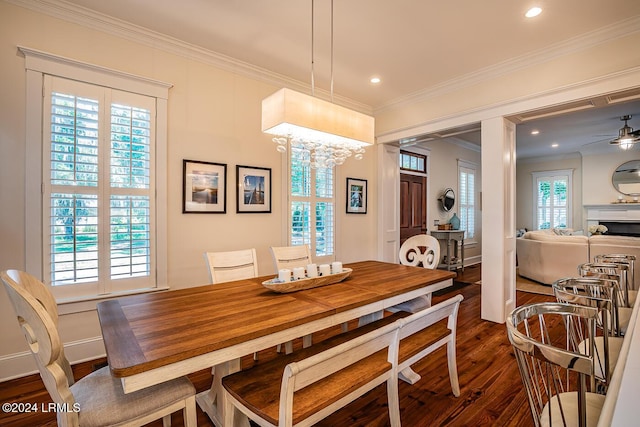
[53, 0, 640, 158]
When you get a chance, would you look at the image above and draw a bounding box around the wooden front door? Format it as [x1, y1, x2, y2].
[400, 173, 427, 244]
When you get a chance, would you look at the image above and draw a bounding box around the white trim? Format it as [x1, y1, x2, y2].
[0, 336, 106, 382]
[532, 169, 574, 230]
[18, 46, 172, 98]
[22, 48, 170, 306]
[377, 67, 640, 144]
[458, 160, 477, 241]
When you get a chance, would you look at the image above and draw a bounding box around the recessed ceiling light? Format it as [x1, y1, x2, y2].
[526, 7, 542, 18]
[531, 130, 540, 135]
[370, 77, 381, 84]
[551, 143, 559, 148]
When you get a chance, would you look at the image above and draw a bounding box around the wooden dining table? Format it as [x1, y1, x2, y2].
[97, 260, 455, 426]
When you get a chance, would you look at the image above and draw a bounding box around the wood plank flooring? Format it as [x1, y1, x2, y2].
[0, 267, 552, 427]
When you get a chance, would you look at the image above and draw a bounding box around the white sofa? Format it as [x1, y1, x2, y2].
[517, 230, 640, 285]
[516, 230, 589, 285]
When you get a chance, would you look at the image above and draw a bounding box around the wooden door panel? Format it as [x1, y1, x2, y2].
[400, 174, 427, 244]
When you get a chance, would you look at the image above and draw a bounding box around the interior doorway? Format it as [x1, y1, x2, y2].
[400, 173, 427, 245]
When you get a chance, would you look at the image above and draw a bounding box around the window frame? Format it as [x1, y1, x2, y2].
[532, 169, 573, 230]
[457, 160, 477, 243]
[22, 47, 171, 308]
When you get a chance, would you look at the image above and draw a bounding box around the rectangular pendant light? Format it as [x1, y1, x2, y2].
[262, 88, 374, 148]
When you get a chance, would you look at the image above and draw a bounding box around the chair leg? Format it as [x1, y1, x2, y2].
[398, 367, 422, 385]
[182, 395, 197, 427]
[447, 337, 461, 397]
[162, 414, 171, 427]
[340, 321, 348, 332]
[302, 334, 313, 348]
[284, 340, 294, 354]
[386, 377, 401, 427]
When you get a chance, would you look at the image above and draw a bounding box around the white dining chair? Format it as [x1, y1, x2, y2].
[390, 234, 441, 313]
[204, 247, 259, 284]
[1, 270, 197, 427]
[270, 244, 313, 270]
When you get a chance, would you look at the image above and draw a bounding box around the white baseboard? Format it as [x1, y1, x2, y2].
[463, 255, 482, 267]
[0, 336, 106, 382]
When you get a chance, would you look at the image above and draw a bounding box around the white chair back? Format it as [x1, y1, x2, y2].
[204, 248, 258, 284]
[270, 245, 312, 270]
[399, 234, 440, 269]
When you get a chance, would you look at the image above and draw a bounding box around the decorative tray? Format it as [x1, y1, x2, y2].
[262, 268, 352, 293]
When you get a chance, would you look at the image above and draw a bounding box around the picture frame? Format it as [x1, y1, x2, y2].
[237, 165, 272, 213]
[346, 177, 367, 214]
[182, 159, 227, 213]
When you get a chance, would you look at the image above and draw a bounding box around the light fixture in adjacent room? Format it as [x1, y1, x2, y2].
[525, 7, 542, 18]
[610, 115, 640, 151]
[261, 0, 375, 168]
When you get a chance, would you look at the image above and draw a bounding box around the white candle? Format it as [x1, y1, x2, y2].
[306, 263, 318, 278]
[293, 267, 306, 280]
[319, 264, 331, 276]
[278, 269, 292, 282]
[331, 261, 343, 274]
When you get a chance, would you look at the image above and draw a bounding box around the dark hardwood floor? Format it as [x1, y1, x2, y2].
[0, 265, 552, 427]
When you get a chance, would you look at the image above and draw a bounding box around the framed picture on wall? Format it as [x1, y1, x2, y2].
[236, 165, 272, 213]
[182, 159, 227, 213]
[346, 177, 367, 214]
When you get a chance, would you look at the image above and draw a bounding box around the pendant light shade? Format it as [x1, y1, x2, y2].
[262, 88, 374, 148]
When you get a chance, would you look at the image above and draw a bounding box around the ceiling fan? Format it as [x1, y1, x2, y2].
[609, 115, 640, 150]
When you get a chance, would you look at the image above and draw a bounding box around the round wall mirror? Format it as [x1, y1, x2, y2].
[440, 188, 455, 211]
[612, 160, 640, 196]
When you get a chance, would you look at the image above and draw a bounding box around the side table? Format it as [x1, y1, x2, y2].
[430, 230, 465, 271]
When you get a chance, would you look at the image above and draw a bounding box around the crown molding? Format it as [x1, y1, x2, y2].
[375, 15, 640, 114]
[6, 0, 373, 115]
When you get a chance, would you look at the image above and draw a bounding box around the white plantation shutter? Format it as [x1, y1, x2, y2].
[43, 76, 156, 298]
[458, 161, 476, 240]
[533, 170, 571, 230]
[290, 146, 335, 258]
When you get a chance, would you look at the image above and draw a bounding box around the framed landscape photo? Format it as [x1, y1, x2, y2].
[237, 165, 271, 213]
[183, 159, 227, 213]
[346, 177, 367, 214]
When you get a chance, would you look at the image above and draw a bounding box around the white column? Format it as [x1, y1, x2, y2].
[480, 117, 517, 323]
[377, 143, 400, 262]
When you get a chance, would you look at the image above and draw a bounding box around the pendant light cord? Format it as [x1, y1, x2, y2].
[311, 0, 315, 97]
[310, 0, 334, 102]
[330, 0, 334, 103]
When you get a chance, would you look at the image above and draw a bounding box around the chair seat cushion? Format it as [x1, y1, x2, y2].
[619, 307, 632, 335]
[541, 391, 605, 427]
[578, 336, 624, 381]
[70, 366, 195, 427]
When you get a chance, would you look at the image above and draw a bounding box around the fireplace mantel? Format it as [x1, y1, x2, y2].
[585, 204, 640, 222]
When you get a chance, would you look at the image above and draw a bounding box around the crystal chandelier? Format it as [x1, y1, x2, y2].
[261, 0, 374, 168]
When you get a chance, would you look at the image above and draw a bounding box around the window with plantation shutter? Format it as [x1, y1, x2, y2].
[43, 75, 157, 299]
[458, 160, 476, 240]
[533, 170, 572, 230]
[290, 146, 334, 259]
